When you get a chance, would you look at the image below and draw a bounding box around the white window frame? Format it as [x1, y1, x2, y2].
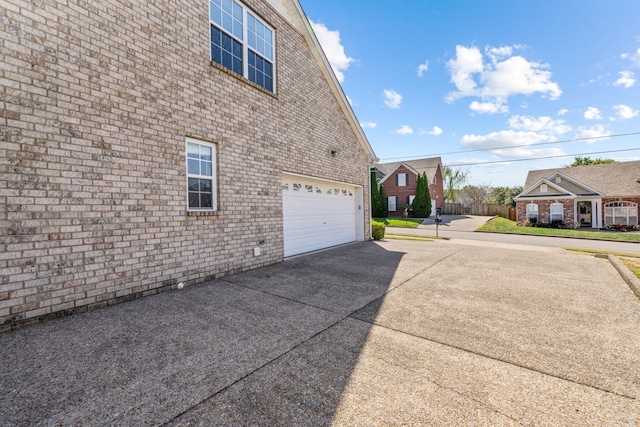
[526, 203, 538, 220]
[388, 196, 397, 212]
[550, 203, 563, 222]
[397, 173, 408, 187]
[186, 138, 218, 211]
[209, 0, 276, 92]
[604, 201, 638, 226]
[540, 184, 548, 193]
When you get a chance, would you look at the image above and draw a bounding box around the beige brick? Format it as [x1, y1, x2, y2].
[2, 0, 372, 327]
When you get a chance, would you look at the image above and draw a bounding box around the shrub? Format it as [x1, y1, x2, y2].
[372, 222, 386, 240]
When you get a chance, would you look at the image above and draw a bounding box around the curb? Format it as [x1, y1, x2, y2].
[600, 254, 640, 301]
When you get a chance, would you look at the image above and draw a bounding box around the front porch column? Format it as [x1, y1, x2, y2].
[592, 200, 601, 229]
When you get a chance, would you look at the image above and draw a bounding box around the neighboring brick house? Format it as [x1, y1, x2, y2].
[375, 158, 444, 217]
[514, 161, 640, 228]
[0, 0, 377, 330]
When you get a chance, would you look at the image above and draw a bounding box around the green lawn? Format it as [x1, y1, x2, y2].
[373, 217, 423, 228]
[478, 217, 640, 243]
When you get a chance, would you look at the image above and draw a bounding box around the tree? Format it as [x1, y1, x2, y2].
[459, 184, 490, 205]
[370, 168, 387, 217]
[379, 183, 388, 217]
[370, 168, 387, 218]
[412, 172, 432, 217]
[570, 156, 615, 167]
[443, 166, 469, 203]
[489, 186, 523, 207]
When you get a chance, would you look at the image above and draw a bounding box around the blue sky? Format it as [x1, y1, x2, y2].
[298, 0, 640, 187]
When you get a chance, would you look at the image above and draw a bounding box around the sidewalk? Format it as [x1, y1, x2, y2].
[2, 239, 639, 425]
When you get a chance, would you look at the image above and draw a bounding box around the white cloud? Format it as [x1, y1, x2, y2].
[394, 125, 414, 135]
[446, 45, 484, 101]
[360, 121, 377, 128]
[613, 104, 639, 120]
[383, 89, 403, 109]
[621, 48, 640, 68]
[427, 126, 443, 136]
[446, 44, 562, 108]
[310, 21, 354, 83]
[558, 108, 569, 116]
[584, 107, 602, 120]
[613, 71, 635, 89]
[460, 130, 563, 159]
[417, 60, 429, 77]
[574, 125, 612, 142]
[508, 115, 571, 134]
[469, 101, 508, 114]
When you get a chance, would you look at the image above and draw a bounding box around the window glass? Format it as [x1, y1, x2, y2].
[210, 0, 275, 92]
[550, 203, 563, 222]
[388, 196, 397, 211]
[186, 139, 217, 211]
[526, 203, 538, 218]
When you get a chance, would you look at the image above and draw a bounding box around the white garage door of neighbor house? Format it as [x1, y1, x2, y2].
[282, 175, 359, 257]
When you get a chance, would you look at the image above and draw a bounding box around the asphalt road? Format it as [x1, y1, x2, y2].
[415, 215, 640, 253]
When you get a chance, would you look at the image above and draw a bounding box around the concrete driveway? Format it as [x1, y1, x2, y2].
[420, 214, 491, 231]
[2, 239, 640, 425]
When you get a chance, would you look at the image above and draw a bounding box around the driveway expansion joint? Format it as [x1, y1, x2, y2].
[362, 321, 638, 402]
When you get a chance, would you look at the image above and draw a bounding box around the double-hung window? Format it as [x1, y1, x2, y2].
[526, 203, 538, 220]
[396, 173, 408, 187]
[388, 196, 397, 212]
[209, 0, 275, 92]
[550, 203, 563, 222]
[187, 138, 217, 211]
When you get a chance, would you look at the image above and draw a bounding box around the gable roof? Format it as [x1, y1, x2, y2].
[283, 0, 377, 163]
[377, 157, 443, 184]
[519, 160, 640, 197]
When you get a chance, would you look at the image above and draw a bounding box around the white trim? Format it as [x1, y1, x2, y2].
[547, 172, 603, 196]
[292, 1, 377, 163]
[515, 177, 577, 200]
[186, 137, 218, 211]
[388, 196, 398, 212]
[378, 162, 419, 184]
[283, 171, 362, 189]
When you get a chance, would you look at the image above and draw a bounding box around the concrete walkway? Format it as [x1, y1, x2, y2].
[2, 239, 640, 425]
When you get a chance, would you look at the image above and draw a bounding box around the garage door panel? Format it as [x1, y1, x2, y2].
[283, 175, 358, 257]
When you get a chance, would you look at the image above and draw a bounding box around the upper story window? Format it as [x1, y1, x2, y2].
[396, 173, 408, 187]
[540, 184, 548, 193]
[209, 0, 275, 92]
[187, 138, 217, 211]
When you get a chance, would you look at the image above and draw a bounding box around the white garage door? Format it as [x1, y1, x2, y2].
[283, 175, 359, 257]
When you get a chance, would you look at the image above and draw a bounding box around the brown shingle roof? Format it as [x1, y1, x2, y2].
[377, 157, 442, 181]
[523, 160, 640, 196]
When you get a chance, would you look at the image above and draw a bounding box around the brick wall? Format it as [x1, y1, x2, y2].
[383, 166, 414, 216]
[516, 199, 575, 227]
[383, 165, 443, 217]
[0, 0, 372, 330]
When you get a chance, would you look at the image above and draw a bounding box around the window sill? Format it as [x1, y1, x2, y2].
[209, 61, 278, 99]
[187, 210, 219, 217]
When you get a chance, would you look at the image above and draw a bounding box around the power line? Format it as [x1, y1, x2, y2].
[379, 131, 640, 161]
[444, 147, 640, 167]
